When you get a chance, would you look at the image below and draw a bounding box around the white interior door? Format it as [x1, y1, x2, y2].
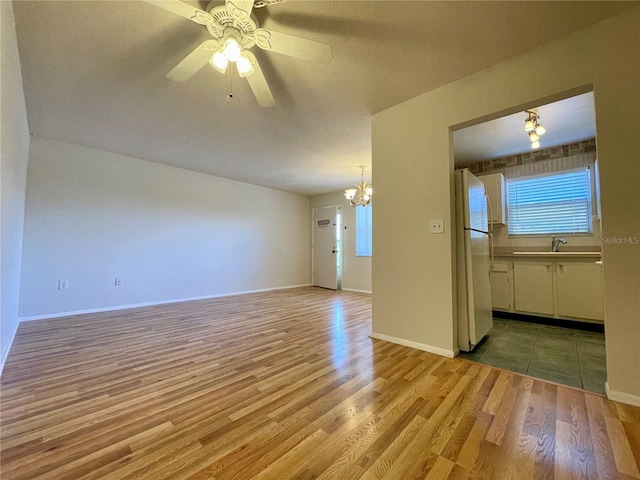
[313, 206, 338, 289]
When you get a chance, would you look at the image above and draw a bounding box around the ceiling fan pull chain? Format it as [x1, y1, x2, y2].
[227, 62, 234, 103]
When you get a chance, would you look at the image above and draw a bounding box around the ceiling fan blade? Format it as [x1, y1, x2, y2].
[244, 52, 275, 108]
[254, 29, 332, 64]
[166, 40, 219, 83]
[226, 0, 254, 20]
[143, 0, 214, 26]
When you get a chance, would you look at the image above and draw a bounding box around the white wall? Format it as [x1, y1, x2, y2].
[310, 192, 372, 293]
[372, 8, 640, 402]
[19, 137, 311, 318]
[1, 1, 30, 372]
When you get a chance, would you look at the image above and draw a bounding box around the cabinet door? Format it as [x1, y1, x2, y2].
[480, 173, 506, 225]
[514, 262, 554, 315]
[490, 262, 511, 310]
[557, 262, 604, 320]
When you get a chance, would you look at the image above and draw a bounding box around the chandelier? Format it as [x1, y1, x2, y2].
[524, 110, 546, 149]
[344, 165, 372, 207]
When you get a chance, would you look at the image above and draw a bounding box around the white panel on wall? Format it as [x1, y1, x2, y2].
[1, 0, 31, 372]
[19, 137, 311, 318]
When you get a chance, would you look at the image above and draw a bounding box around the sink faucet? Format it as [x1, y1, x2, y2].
[552, 236, 567, 252]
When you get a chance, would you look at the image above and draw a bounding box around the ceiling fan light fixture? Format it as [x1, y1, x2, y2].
[222, 34, 242, 63]
[210, 51, 229, 73]
[531, 140, 540, 149]
[148, 1, 333, 108]
[237, 53, 254, 77]
[529, 131, 540, 143]
[535, 124, 546, 135]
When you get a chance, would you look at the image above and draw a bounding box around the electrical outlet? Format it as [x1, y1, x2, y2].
[58, 280, 69, 290]
[114, 277, 122, 286]
[429, 219, 444, 234]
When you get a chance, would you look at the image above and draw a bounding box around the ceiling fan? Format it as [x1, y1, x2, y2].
[144, 0, 333, 107]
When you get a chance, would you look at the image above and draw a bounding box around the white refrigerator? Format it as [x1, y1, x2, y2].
[455, 169, 493, 352]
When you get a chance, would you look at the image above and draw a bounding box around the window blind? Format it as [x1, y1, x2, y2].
[507, 168, 591, 235]
[355, 206, 372, 256]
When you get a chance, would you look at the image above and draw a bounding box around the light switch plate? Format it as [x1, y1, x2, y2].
[429, 219, 444, 234]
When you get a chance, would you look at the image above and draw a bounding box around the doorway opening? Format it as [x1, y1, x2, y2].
[451, 91, 606, 394]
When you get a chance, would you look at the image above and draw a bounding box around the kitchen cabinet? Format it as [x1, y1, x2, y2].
[490, 261, 512, 310]
[493, 255, 604, 323]
[513, 262, 554, 315]
[556, 262, 604, 320]
[480, 173, 506, 225]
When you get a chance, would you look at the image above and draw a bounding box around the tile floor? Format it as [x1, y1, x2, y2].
[458, 317, 607, 394]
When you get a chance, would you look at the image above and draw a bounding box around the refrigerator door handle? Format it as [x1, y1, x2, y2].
[464, 227, 490, 235]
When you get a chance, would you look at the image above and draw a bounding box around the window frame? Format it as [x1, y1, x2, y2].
[355, 205, 372, 257]
[506, 167, 594, 237]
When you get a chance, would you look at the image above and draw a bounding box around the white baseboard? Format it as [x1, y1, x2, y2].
[19, 284, 312, 322]
[0, 320, 21, 377]
[342, 288, 372, 294]
[605, 382, 640, 407]
[369, 331, 456, 358]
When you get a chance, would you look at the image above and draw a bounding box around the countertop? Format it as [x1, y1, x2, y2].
[494, 251, 601, 258]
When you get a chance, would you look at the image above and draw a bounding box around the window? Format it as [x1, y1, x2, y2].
[355, 206, 372, 256]
[507, 168, 592, 235]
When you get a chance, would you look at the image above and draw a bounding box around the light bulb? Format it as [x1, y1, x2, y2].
[223, 38, 242, 63]
[344, 189, 357, 200]
[529, 131, 540, 143]
[531, 141, 540, 149]
[535, 124, 546, 135]
[365, 187, 373, 196]
[210, 52, 228, 73]
[236, 53, 254, 77]
[524, 118, 535, 132]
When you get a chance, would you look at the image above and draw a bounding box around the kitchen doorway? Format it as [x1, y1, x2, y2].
[451, 91, 607, 394]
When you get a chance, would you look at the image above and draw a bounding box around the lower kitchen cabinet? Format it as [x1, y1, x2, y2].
[492, 256, 604, 323]
[490, 261, 512, 310]
[556, 262, 604, 320]
[513, 262, 554, 316]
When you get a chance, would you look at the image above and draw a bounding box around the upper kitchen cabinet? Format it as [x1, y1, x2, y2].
[480, 173, 506, 225]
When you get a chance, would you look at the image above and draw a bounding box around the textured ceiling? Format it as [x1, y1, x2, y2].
[12, 1, 635, 196]
[454, 92, 596, 166]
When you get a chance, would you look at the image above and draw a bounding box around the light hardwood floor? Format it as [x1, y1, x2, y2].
[1, 287, 639, 479]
